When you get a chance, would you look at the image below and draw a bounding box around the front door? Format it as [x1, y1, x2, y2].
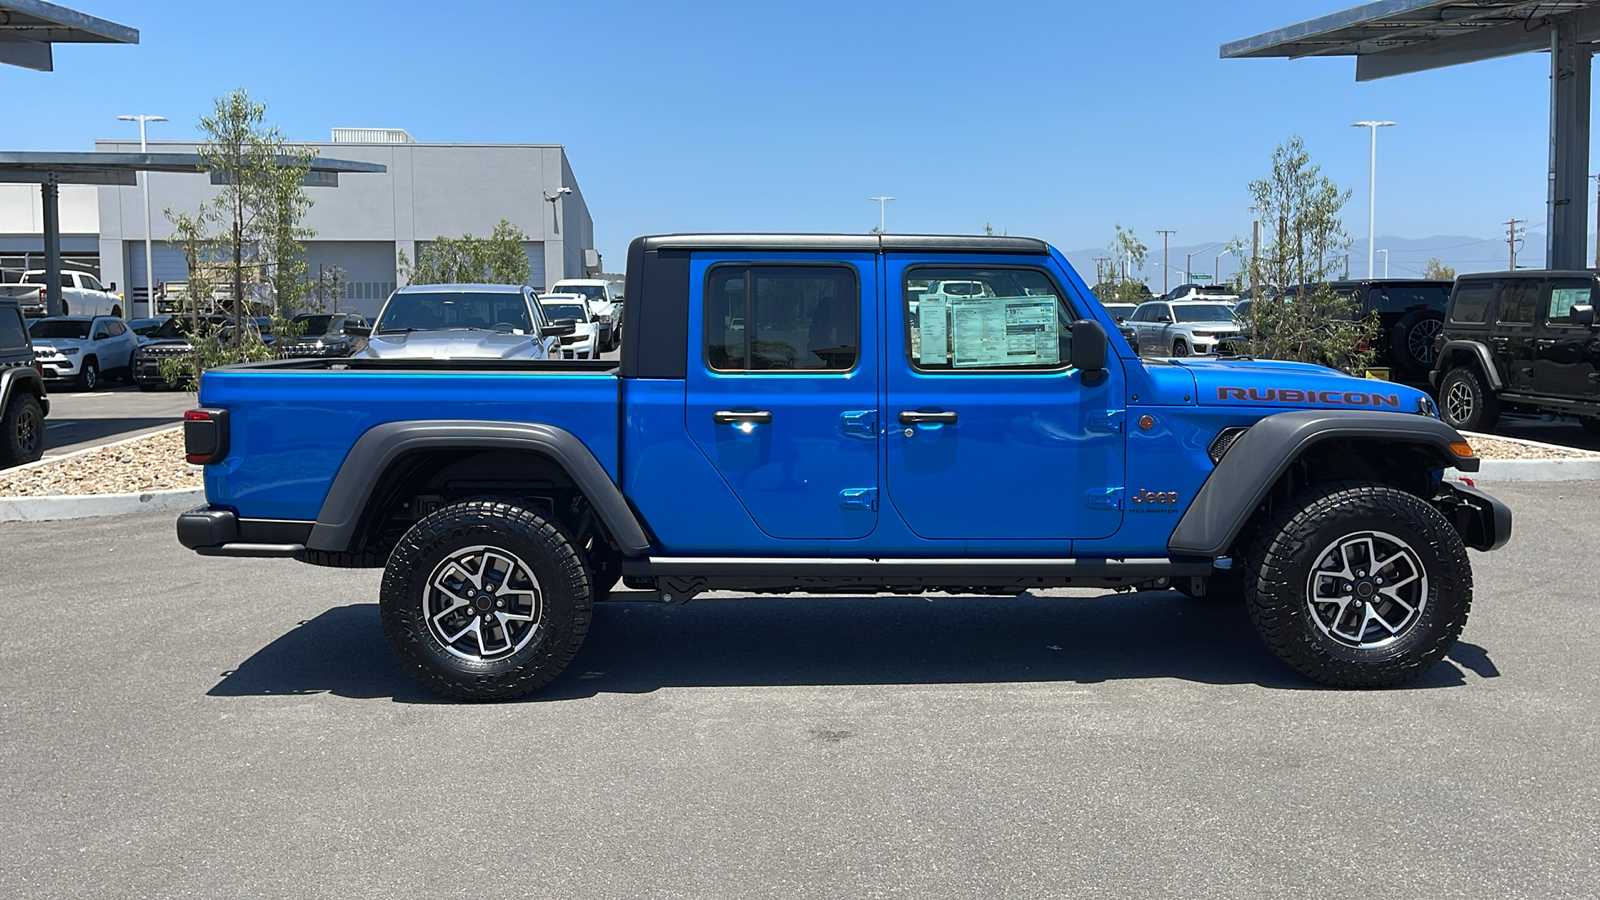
[1533, 277, 1600, 401]
[684, 255, 879, 540]
[883, 257, 1125, 542]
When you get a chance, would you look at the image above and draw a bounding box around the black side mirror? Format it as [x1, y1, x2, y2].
[346, 325, 371, 338]
[1156, 314, 1173, 323]
[1070, 318, 1108, 379]
[108, 282, 117, 292]
[542, 320, 576, 338]
[1573, 304, 1595, 327]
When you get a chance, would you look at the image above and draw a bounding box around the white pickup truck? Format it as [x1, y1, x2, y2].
[0, 269, 123, 318]
[549, 278, 619, 351]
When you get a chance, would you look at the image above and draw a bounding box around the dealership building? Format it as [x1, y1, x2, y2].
[0, 128, 598, 317]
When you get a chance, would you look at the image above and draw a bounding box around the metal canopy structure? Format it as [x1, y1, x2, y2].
[1223, 0, 1600, 270]
[0, 0, 138, 70]
[0, 151, 387, 312]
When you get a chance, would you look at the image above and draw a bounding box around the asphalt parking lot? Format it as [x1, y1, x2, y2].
[38, 385, 194, 458]
[0, 478, 1594, 898]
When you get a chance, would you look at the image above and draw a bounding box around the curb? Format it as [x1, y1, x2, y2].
[0, 487, 203, 523]
[1455, 430, 1600, 483]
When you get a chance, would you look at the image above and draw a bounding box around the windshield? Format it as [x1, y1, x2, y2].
[1173, 304, 1237, 323]
[29, 319, 90, 339]
[377, 291, 533, 334]
[150, 316, 226, 340]
[1105, 304, 1137, 315]
[559, 285, 607, 302]
[294, 314, 339, 336]
[541, 303, 586, 322]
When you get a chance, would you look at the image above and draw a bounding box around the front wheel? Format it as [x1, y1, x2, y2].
[1171, 338, 1191, 357]
[1243, 482, 1471, 688]
[380, 500, 592, 701]
[1439, 366, 1500, 432]
[76, 358, 99, 392]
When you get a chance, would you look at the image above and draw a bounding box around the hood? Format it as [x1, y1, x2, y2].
[361, 329, 545, 360]
[1174, 358, 1432, 413]
[31, 337, 89, 353]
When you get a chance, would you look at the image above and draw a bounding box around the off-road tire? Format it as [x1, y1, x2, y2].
[0, 393, 45, 467]
[1172, 338, 1190, 357]
[1243, 481, 1471, 688]
[1388, 309, 1444, 375]
[380, 500, 592, 701]
[76, 358, 99, 392]
[1439, 365, 1500, 432]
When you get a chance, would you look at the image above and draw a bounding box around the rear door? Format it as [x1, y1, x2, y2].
[1494, 279, 1540, 391]
[884, 256, 1124, 541]
[684, 254, 879, 540]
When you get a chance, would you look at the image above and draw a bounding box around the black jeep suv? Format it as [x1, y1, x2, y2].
[1, 297, 48, 467]
[1292, 279, 1451, 381]
[1432, 270, 1599, 433]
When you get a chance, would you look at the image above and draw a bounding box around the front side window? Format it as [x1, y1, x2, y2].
[906, 266, 1072, 371]
[706, 265, 858, 372]
[1496, 281, 1538, 324]
[1546, 281, 1593, 325]
[1450, 283, 1494, 324]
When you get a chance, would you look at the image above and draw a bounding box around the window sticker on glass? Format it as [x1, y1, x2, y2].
[918, 297, 948, 365]
[950, 296, 1060, 367]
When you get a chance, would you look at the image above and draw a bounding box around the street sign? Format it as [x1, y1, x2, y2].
[1190, 274, 1212, 282]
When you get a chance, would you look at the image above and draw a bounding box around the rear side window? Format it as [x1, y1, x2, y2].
[1496, 281, 1538, 324]
[1449, 283, 1494, 324]
[906, 266, 1073, 371]
[706, 264, 858, 372]
[0, 307, 28, 353]
[1546, 281, 1593, 325]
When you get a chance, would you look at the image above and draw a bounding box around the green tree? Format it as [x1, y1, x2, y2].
[1421, 257, 1456, 281]
[1093, 225, 1152, 306]
[1238, 136, 1376, 374]
[401, 220, 533, 285]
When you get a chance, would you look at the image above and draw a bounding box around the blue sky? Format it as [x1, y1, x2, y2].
[1, 0, 1574, 279]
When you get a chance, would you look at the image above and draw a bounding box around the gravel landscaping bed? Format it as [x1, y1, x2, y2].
[0, 429, 201, 498]
[1462, 432, 1600, 461]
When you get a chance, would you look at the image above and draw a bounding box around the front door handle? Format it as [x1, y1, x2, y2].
[898, 410, 958, 425]
[714, 410, 773, 425]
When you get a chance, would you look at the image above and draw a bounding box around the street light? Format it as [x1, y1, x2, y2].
[118, 113, 166, 319]
[543, 186, 572, 237]
[1352, 120, 1395, 279]
[869, 196, 895, 233]
[1185, 242, 1227, 284]
[1376, 248, 1389, 278]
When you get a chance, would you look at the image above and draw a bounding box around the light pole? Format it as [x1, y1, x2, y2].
[869, 196, 895, 233]
[118, 114, 166, 319]
[1352, 120, 1395, 279]
[1185, 242, 1226, 284]
[1376, 248, 1389, 278]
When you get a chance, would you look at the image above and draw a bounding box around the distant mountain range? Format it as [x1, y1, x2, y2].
[1063, 234, 1563, 288]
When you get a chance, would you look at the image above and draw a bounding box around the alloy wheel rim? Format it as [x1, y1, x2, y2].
[83, 366, 96, 390]
[424, 544, 544, 661]
[1408, 319, 1442, 365]
[1305, 530, 1428, 648]
[16, 406, 39, 456]
[1444, 380, 1474, 424]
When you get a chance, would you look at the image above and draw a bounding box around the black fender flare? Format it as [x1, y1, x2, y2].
[1167, 410, 1476, 557]
[0, 366, 49, 417]
[306, 420, 651, 556]
[1435, 340, 1502, 390]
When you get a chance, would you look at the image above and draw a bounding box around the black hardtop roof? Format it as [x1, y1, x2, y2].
[1454, 269, 1600, 280]
[1312, 278, 1453, 287]
[632, 233, 1051, 255]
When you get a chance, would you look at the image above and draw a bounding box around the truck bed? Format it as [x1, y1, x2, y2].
[198, 358, 621, 521]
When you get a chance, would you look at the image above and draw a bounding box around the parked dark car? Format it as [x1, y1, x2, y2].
[128, 315, 172, 341]
[1287, 279, 1450, 379]
[1431, 270, 1599, 433]
[278, 312, 369, 358]
[0, 297, 48, 467]
[131, 315, 236, 390]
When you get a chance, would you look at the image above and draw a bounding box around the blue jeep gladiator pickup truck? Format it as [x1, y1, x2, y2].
[177, 234, 1511, 699]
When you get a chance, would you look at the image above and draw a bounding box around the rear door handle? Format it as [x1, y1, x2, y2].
[898, 410, 958, 425]
[713, 410, 773, 424]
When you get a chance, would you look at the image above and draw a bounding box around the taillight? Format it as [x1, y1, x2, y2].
[183, 408, 230, 465]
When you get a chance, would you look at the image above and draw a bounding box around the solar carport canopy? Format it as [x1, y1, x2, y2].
[0, 0, 138, 71]
[1221, 0, 1600, 80]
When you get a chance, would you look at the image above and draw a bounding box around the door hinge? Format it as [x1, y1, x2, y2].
[839, 488, 878, 511]
[839, 409, 877, 439]
[1086, 487, 1123, 510]
[1089, 410, 1125, 433]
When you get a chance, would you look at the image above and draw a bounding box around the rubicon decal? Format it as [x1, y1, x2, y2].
[1216, 387, 1402, 408]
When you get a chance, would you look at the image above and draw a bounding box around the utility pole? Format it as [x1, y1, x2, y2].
[1093, 255, 1112, 291]
[1505, 218, 1524, 269]
[1593, 174, 1600, 267]
[1155, 229, 1176, 296]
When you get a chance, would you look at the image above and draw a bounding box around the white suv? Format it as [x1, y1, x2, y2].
[549, 279, 618, 350]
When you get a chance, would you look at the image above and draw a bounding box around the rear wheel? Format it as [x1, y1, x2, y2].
[1439, 366, 1500, 432]
[1244, 482, 1471, 687]
[1389, 309, 1444, 375]
[380, 500, 592, 701]
[0, 393, 45, 467]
